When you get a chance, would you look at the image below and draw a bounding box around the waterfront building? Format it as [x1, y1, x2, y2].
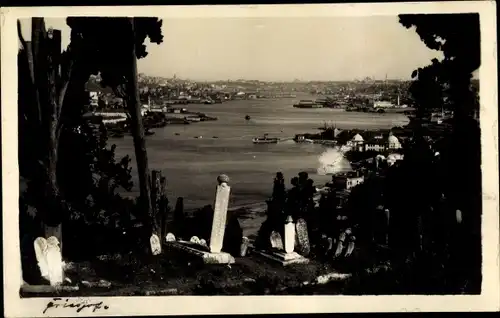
[387, 134, 403, 150]
[373, 100, 394, 108]
[331, 171, 365, 191]
[346, 133, 364, 151]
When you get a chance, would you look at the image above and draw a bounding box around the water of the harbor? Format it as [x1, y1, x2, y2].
[112, 93, 409, 211]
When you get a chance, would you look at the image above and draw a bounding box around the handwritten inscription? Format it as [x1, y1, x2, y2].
[43, 298, 109, 314]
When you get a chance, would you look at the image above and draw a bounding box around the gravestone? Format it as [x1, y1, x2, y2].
[190, 236, 201, 244]
[163, 175, 235, 264]
[270, 231, 284, 250]
[295, 218, 310, 256]
[345, 235, 356, 257]
[209, 174, 231, 254]
[456, 209, 462, 224]
[34, 237, 49, 280]
[240, 237, 250, 256]
[254, 216, 309, 266]
[334, 231, 347, 258]
[284, 215, 295, 254]
[150, 234, 161, 255]
[165, 232, 176, 242]
[199, 238, 208, 247]
[45, 236, 63, 286]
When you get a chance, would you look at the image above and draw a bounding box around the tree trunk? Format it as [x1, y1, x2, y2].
[31, 19, 65, 247]
[125, 18, 155, 234]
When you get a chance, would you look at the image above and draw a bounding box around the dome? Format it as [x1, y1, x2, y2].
[352, 133, 364, 142]
[388, 135, 400, 144]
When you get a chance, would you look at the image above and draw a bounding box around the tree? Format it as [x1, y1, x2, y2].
[18, 17, 164, 254]
[17, 19, 72, 243]
[65, 17, 164, 235]
[398, 13, 481, 292]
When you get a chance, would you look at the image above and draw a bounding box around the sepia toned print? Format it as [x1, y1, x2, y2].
[2, 2, 499, 316]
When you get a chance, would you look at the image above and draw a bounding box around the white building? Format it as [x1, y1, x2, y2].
[346, 133, 364, 152]
[387, 135, 402, 150]
[373, 101, 394, 108]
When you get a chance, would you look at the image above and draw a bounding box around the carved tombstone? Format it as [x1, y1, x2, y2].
[345, 235, 356, 257]
[240, 236, 250, 257]
[199, 238, 208, 247]
[270, 231, 284, 250]
[295, 218, 310, 256]
[45, 236, 64, 286]
[150, 234, 161, 255]
[165, 232, 176, 242]
[334, 231, 347, 258]
[33, 237, 49, 280]
[209, 174, 231, 254]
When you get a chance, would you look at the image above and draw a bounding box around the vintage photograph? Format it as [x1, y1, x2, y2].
[2, 2, 499, 316]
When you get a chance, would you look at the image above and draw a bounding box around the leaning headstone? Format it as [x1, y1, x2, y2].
[240, 237, 250, 256]
[34, 237, 49, 280]
[344, 235, 356, 257]
[295, 218, 310, 256]
[165, 232, 176, 242]
[150, 234, 161, 255]
[270, 231, 284, 250]
[209, 174, 231, 254]
[334, 231, 347, 258]
[162, 175, 235, 264]
[45, 236, 63, 286]
[190, 236, 201, 244]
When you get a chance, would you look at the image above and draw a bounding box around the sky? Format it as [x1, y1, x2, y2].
[35, 16, 446, 82]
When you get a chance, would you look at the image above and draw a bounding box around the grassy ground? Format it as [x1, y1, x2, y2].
[20, 242, 395, 297]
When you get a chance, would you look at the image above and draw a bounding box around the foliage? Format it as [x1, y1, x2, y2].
[66, 17, 163, 97]
[392, 13, 482, 292]
[19, 17, 164, 263]
[399, 13, 480, 118]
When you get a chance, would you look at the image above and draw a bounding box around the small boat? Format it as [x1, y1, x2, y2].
[195, 135, 203, 139]
[212, 136, 219, 139]
[245, 115, 251, 120]
[174, 133, 180, 136]
[293, 100, 323, 108]
[253, 134, 279, 144]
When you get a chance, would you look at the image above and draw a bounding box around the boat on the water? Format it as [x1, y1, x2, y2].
[253, 133, 280, 144]
[293, 100, 323, 108]
[245, 115, 251, 120]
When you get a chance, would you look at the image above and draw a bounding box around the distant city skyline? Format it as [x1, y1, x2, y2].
[34, 16, 477, 82]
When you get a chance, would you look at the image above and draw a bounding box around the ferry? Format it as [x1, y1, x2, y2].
[252, 134, 280, 144]
[185, 115, 201, 122]
[293, 100, 323, 108]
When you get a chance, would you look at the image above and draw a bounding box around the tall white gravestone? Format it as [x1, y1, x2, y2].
[284, 215, 295, 254]
[46, 236, 64, 286]
[34, 237, 49, 280]
[209, 174, 231, 254]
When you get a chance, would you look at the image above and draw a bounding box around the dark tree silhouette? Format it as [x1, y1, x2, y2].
[397, 13, 481, 293]
[65, 17, 164, 234]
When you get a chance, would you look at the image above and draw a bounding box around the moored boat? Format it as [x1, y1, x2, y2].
[293, 100, 323, 108]
[252, 134, 280, 144]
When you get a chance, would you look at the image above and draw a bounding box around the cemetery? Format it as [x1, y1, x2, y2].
[22, 169, 397, 296]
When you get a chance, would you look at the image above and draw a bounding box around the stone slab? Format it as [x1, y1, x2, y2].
[165, 241, 235, 264]
[254, 250, 309, 266]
